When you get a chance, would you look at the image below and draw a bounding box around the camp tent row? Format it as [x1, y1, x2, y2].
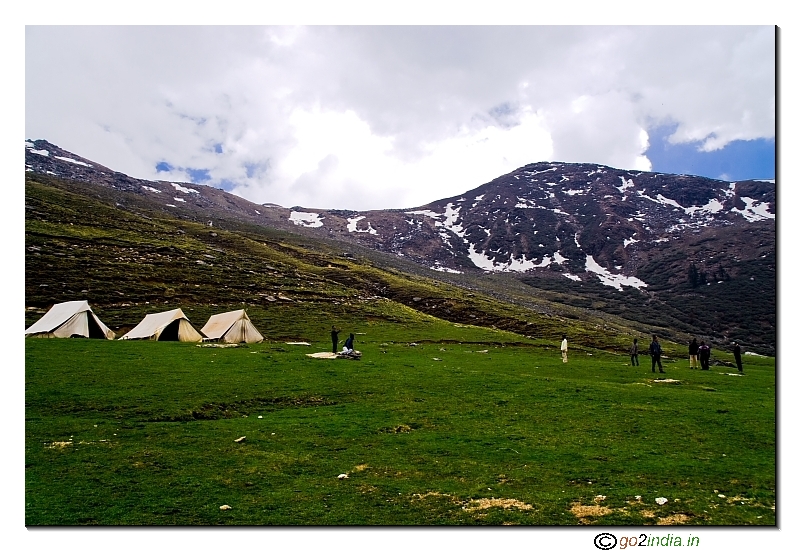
[25, 301, 263, 344]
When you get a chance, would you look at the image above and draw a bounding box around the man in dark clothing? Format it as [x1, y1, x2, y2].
[698, 341, 711, 370]
[650, 335, 664, 374]
[343, 333, 355, 353]
[331, 326, 341, 353]
[688, 338, 699, 369]
[732, 342, 743, 373]
[630, 338, 639, 366]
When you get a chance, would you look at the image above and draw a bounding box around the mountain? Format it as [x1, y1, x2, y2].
[25, 139, 776, 354]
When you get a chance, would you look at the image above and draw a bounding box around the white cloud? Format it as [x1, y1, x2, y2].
[25, 25, 774, 210]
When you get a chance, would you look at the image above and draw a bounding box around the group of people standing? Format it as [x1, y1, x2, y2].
[628, 335, 743, 373]
[688, 338, 712, 370]
[330, 326, 356, 355]
[628, 336, 665, 372]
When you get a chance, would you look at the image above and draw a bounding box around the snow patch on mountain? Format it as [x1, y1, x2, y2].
[585, 255, 647, 291]
[174, 197, 185, 203]
[290, 211, 324, 228]
[731, 197, 774, 222]
[29, 149, 49, 157]
[431, 264, 462, 274]
[142, 186, 162, 194]
[171, 183, 199, 194]
[55, 156, 92, 168]
[515, 197, 539, 208]
[616, 176, 634, 194]
[468, 244, 566, 273]
[563, 273, 582, 282]
[686, 198, 724, 216]
[347, 216, 378, 235]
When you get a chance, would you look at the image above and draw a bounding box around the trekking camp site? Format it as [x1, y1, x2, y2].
[25, 297, 775, 526]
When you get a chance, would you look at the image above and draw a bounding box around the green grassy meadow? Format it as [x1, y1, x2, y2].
[25, 317, 775, 526]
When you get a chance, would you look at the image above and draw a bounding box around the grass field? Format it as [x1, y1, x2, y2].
[25, 315, 775, 526]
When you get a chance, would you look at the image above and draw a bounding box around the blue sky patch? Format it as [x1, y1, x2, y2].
[647, 124, 775, 181]
[213, 143, 223, 154]
[155, 161, 173, 173]
[217, 179, 237, 192]
[186, 168, 212, 183]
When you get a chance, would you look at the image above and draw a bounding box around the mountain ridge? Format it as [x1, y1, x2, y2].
[25, 139, 776, 354]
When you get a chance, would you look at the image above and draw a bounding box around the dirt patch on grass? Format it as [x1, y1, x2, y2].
[47, 441, 72, 449]
[657, 513, 691, 525]
[570, 502, 613, 523]
[411, 492, 534, 515]
[463, 497, 533, 511]
[353, 464, 369, 472]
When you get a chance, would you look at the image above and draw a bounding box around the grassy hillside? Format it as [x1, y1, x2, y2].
[26, 337, 774, 526]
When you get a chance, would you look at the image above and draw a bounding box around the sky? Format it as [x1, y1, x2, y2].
[25, 25, 775, 211]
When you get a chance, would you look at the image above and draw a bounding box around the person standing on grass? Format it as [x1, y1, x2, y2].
[630, 338, 639, 366]
[698, 341, 711, 370]
[561, 334, 568, 363]
[732, 341, 743, 373]
[331, 325, 341, 353]
[689, 337, 699, 369]
[650, 335, 664, 374]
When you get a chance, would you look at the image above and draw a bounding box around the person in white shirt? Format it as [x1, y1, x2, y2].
[561, 335, 568, 363]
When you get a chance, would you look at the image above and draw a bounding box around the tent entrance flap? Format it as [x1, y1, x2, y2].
[87, 314, 108, 339]
[158, 320, 181, 341]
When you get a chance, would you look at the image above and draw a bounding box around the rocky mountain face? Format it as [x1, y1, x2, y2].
[25, 139, 776, 353]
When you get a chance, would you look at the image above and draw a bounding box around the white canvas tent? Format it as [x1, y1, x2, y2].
[201, 310, 263, 344]
[119, 308, 203, 342]
[25, 300, 115, 339]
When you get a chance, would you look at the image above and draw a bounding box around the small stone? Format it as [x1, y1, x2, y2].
[234, 436, 246, 443]
[258, 416, 263, 419]
[219, 504, 232, 510]
[655, 497, 668, 505]
[338, 473, 349, 479]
